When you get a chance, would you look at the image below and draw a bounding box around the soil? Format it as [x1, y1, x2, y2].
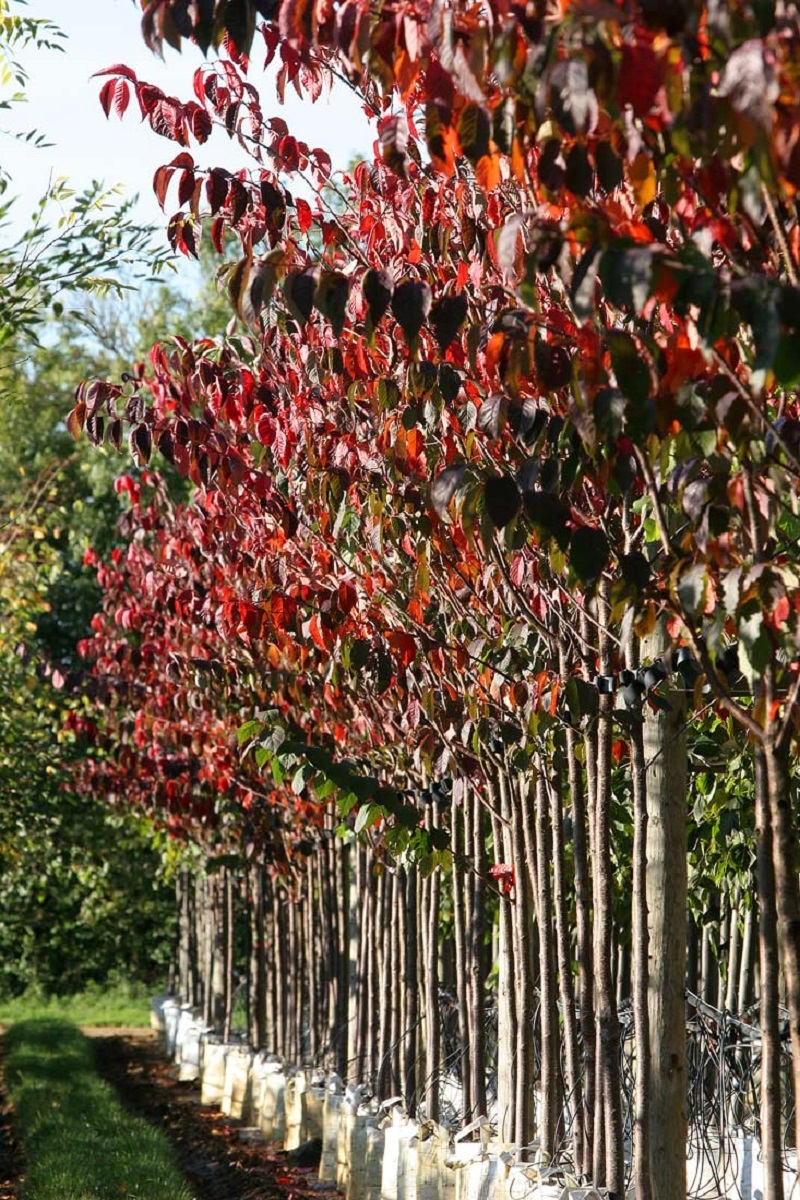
[1, 1027, 339, 1200]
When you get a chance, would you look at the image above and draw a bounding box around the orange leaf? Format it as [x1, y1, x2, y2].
[628, 152, 657, 209]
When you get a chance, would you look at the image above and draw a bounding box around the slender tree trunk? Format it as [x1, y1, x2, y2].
[452, 787, 472, 1122]
[490, 776, 517, 1143]
[762, 735, 800, 1164]
[630, 716, 652, 1200]
[579, 607, 601, 1182]
[468, 786, 487, 1118]
[404, 864, 418, 1113]
[642, 621, 687, 1200]
[424, 808, 441, 1122]
[547, 747, 584, 1174]
[509, 770, 537, 1151]
[756, 746, 785, 1199]
[737, 902, 755, 1013]
[533, 772, 559, 1158]
[390, 869, 402, 1094]
[338, 836, 352, 1077]
[222, 868, 235, 1041]
[593, 590, 624, 1196]
[249, 861, 266, 1047]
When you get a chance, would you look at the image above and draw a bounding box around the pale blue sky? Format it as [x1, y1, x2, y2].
[3, 0, 374, 243]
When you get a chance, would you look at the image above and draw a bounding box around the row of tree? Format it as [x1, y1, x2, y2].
[57, 5, 800, 1200]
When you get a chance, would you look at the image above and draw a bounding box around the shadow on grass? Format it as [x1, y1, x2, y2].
[5, 1019, 192, 1200]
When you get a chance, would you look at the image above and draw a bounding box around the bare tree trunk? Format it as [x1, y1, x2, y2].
[630, 716, 652, 1200]
[547, 746, 584, 1173]
[737, 901, 755, 1013]
[756, 746, 785, 1199]
[424, 808, 441, 1122]
[490, 775, 517, 1143]
[468, 786, 487, 1118]
[249, 861, 266, 1047]
[404, 864, 419, 1113]
[593, 590, 624, 1196]
[510, 770, 537, 1151]
[533, 772, 559, 1158]
[222, 868, 235, 1041]
[642, 621, 687, 1200]
[452, 787, 472, 1122]
[579, 607, 602, 1182]
[762, 734, 800, 1164]
[390, 869, 402, 1094]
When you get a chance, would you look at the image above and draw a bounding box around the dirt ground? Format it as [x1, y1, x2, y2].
[0, 1028, 338, 1200]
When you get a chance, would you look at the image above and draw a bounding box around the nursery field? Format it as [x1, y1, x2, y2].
[7, 3, 800, 1200]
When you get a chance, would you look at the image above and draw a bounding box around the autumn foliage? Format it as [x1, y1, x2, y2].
[68, 2, 800, 1193]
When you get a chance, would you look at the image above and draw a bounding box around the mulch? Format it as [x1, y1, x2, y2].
[0, 1027, 338, 1200]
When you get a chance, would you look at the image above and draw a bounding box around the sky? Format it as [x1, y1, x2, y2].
[2, 0, 375, 252]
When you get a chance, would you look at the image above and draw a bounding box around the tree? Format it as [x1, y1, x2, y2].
[71, 5, 800, 1198]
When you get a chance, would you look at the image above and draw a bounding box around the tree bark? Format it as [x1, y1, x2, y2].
[642, 622, 687, 1200]
[755, 746, 784, 1200]
[763, 736, 800, 1165]
[630, 716, 652, 1200]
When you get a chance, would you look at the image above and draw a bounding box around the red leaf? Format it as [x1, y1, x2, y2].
[92, 63, 138, 82]
[211, 216, 226, 253]
[114, 80, 130, 118]
[379, 114, 410, 178]
[296, 197, 313, 233]
[99, 79, 116, 119]
[177, 169, 196, 207]
[188, 103, 213, 144]
[153, 165, 171, 210]
[489, 863, 516, 896]
[136, 81, 165, 116]
[206, 169, 229, 215]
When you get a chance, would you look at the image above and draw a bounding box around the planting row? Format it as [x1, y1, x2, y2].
[152, 993, 799, 1200]
[153, 994, 598, 1200]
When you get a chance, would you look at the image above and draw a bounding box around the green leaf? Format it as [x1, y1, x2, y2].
[237, 719, 264, 744]
[738, 608, 771, 688]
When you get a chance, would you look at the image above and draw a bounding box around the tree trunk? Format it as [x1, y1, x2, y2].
[533, 771, 559, 1158]
[249, 861, 266, 1047]
[630, 716, 652, 1200]
[490, 776, 517, 1143]
[403, 863, 419, 1113]
[642, 622, 687, 1200]
[756, 746, 785, 1199]
[468, 786, 487, 1118]
[546, 753, 584, 1172]
[762, 736, 800, 1164]
[452, 786, 472, 1122]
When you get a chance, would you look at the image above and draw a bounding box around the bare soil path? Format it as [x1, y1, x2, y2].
[92, 1031, 334, 1200]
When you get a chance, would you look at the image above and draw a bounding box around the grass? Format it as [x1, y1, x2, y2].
[0, 979, 153, 1028]
[4, 1018, 192, 1200]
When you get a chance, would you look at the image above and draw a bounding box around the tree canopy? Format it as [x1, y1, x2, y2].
[47, 2, 800, 1196]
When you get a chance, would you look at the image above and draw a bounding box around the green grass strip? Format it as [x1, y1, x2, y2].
[5, 1019, 192, 1200]
[0, 980, 153, 1028]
